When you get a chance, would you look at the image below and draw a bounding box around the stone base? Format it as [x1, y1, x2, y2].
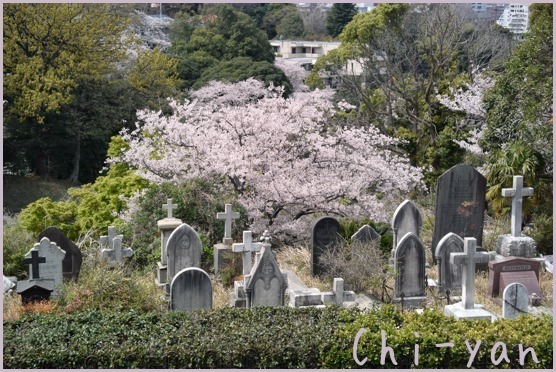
[213, 243, 230, 276]
[444, 302, 496, 321]
[496, 234, 536, 258]
[394, 296, 426, 309]
[157, 262, 167, 284]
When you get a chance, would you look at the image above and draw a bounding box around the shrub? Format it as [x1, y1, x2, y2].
[527, 213, 553, 255]
[2, 221, 36, 277]
[18, 197, 79, 240]
[3, 306, 552, 369]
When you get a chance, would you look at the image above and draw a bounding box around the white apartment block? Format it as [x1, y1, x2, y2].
[496, 3, 530, 37]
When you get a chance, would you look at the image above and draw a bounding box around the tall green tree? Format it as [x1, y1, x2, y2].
[326, 3, 357, 38]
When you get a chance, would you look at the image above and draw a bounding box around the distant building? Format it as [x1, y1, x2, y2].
[355, 3, 378, 13]
[468, 3, 507, 21]
[496, 3, 530, 38]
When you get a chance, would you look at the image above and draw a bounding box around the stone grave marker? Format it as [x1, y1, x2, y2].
[217, 204, 240, 245]
[156, 198, 183, 289]
[434, 233, 464, 293]
[166, 223, 202, 290]
[502, 282, 528, 319]
[393, 232, 426, 304]
[38, 226, 82, 280]
[352, 224, 380, 243]
[232, 231, 263, 276]
[391, 200, 422, 251]
[25, 237, 66, 292]
[432, 164, 486, 264]
[245, 235, 287, 307]
[444, 237, 495, 321]
[170, 267, 212, 311]
[311, 216, 343, 276]
[488, 257, 541, 297]
[496, 176, 536, 258]
[100, 226, 133, 265]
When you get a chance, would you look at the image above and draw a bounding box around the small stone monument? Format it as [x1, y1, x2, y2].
[444, 237, 495, 321]
[289, 277, 356, 308]
[24, 237, 66, 296]
[393, 232, 426, 307]
[170, 267, 212, 311]
[434, 233, 464, 294]
[245, 233, 288, 307]
[496, 176, 536, 258]
[502, 282, 528, 319]
[166, 223, 202, 292]
[38, 226, 82, 280]
[232, 231, 263, 276]
[311, 216, 343, 276]
[488, 257, 541, 299]
[351, 224, 380, 243]
[214, 204, 240, 276]
[155, 198, 183, 289]
[101, 226, 133, 265]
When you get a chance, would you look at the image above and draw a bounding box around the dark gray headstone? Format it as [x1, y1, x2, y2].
[391, 200, 422, 250]
[311, 216, 344, 276]
[435, 233, 463, 293]
[432, 164, 486, 264]
[394, 233, 426, 298]
[38, 226, 82, 280]
[502, 282, 528, 319]
[246, 245, 287, 307]
[166, 223, 202, 285]
[352, 224, 380, 243]
[170, 268, 212, 311]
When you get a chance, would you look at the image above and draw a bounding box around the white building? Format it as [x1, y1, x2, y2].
[496, 3, 530, 38]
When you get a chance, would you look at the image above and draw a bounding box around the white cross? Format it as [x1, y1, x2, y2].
[232, 231, 263, 275]
[501, 175, 534, 237]
[217, 204, 240, 244]
[162, 198, 178, 219]
[101, 226, 133, 264]
[450, 237, 491, 310]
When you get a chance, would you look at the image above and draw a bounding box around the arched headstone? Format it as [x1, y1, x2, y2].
[170, 267, 212, 311]
[394, 232, 425, 298]
[391, 200, 422, 250]
[166, 223, 202, 285]
[435, 233, 464, 293]
[311, 216, 343, 276]
[38, 226, 82, 280]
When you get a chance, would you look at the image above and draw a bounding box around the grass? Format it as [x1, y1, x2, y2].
[3, 175, 73, 214]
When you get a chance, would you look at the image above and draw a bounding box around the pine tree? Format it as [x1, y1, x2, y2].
[326, 3, 357, 37]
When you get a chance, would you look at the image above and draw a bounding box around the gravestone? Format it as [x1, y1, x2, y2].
[101, 226, 133, 265]
[156, 198, 183, 289]
[170, 267, 212, 311]
[496, 176, 536, 258]
[216, 204, 240, 245]
[25, 237, 66, 294]
[432, 164, 486, 264]
[38, 226, 82, 280]
[352, 224, 380, 243]
[393, 232, 426, 306]
[166, 223, 202, 289]
[488, 257, 541, 298]
[245, 235, 287, 307]
[502, 283, 528, 319]
[16, 280, 55, 304]
[311, 216, 343, 276]
[434, 233, 464, 293]
[232, 231, 263, 276]
[391, 200, 422, 251]
[444, 238, 495, 321]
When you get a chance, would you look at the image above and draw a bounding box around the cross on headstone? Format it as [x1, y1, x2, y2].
[501, 175, 534, 237]
[450, 237, 491, 309]
[101, 226, 133, 264]
[216, 204, 240, 244]
[232, 231, 263, 276]
[162, 198, 178, 219]
[23, 250, 46, 279]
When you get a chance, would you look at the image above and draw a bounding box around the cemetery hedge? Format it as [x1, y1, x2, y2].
[3, 305, 552, 369]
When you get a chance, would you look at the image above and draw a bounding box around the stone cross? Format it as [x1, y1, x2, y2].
[23, 250, 46, 279]
[162, 198, 178, 219]
[501, 175, 534, 237]
[232, 231, 263, 276]
[450, 237, 491, 309]
[216, 204, 240, 244]
[101, 226, 133, 264]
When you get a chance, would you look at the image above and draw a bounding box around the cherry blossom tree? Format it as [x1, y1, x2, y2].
[115, 79, 424, 238]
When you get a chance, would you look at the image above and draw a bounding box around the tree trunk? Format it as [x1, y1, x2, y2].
[68, 136, 81, 184]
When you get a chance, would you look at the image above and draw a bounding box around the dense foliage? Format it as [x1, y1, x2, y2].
[3, 306, 552, 368]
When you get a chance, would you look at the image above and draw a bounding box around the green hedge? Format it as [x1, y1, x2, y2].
[3, 306, 552, 369]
